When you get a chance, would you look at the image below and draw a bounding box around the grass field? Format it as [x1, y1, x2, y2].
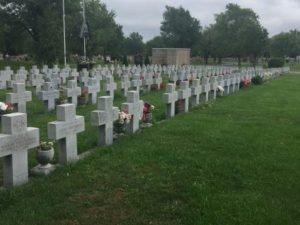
[0, 71, 299, 224]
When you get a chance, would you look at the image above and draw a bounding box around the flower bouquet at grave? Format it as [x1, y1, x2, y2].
[114, 110, 132, 134]
[142, 102, 155, 124]
[38, 141, 54, 151]
[0, 101, 13, 116]
[240, 78, 250, 88]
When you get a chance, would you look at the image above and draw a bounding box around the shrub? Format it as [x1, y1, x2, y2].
[252, 75, 263, 85]
[268, 58, 284, 68]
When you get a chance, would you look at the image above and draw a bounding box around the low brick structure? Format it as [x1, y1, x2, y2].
[152, 48, 190, 65]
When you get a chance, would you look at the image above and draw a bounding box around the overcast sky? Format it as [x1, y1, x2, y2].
[101, 0, 300, 41]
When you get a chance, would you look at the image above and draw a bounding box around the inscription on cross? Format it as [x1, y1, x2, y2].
[0, 113, 39, 187]
[48, 104, 85, 164]
[91, 96, 119, 145]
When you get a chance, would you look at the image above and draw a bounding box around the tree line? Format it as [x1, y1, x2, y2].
[0, 1, 299, 65]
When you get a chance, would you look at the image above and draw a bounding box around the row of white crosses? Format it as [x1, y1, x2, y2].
[162, 69, 262, 118]
[0, 90, 145, 188]
[1, 65, 289, 116]
[0, 103, 85, 188]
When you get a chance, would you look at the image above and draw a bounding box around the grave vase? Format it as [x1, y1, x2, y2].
[36, 147, 54, 167]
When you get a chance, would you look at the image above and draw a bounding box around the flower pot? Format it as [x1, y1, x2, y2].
[36, 147, 54, 167]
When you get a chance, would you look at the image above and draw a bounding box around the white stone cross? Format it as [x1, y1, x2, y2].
[70, 68, 79, 80]
[59, 70, 69, 84]
[29, 73, 44, 94]
[91, 96, 119, 145]
[163, 83, 178, 118]
[131, 74, 142, 93]
[191, 79, 202, 107]
[209, 76, 218, 100]
[120, 75, 131, 97]
[223, 74, 230, 95]
[153, 72, 162, 90]
[48, 104, 85, 164]
[65, 80, 81, 106]
[104, 76, 117, 99]
[121, 91, 144, 134]
[201, 77, 210, 102]
[38, 82, 59, 112]
[143, 72, 153, 91]
[0, 70, 11, 89]
[86, 78, 100, 104]
[79, 69, 89, 86]
[6, 83, 32, 113]
[0, 113, 39, 187]
[178, 81, 191, 113]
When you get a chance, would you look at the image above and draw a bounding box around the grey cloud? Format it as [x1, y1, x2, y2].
[102, 0, 300, 41]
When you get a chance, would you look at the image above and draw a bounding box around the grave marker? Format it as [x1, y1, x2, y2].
[91, 96, 119, 145]
[65, 80, 81, 106]
[38, 82, 59, 111]
[86, 78, 100, 104]
[6, 83, 32, 113]
[178, 81, 191, 112]
[105, 76, 117, 99]
[191, 79, 202, 107]
[163, 83, 178, 118]
[0, 113, 39, 187]
[48, 104, 85, 164]
[121, 91, 143, 134]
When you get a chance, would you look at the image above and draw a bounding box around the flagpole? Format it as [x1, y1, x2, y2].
[83, 0, 86, 61]
[63, 0, 67, 67]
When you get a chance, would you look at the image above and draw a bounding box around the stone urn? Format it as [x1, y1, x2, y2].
[36, 147, 54, 168]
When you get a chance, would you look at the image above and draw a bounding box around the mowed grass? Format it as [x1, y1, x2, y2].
[0, 74, 300, 224]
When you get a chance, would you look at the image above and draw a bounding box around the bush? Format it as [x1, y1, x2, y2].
[252, 75, 263, 85]
[268, 58, 284, 68]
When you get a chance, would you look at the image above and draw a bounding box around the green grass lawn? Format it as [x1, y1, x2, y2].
[0, 74, 300, 224]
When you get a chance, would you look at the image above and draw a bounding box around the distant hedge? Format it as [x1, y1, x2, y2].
[268, 58, 284, 68]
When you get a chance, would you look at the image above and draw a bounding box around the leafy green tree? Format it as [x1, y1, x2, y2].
[145, 36, 166, 55]
[160, 5, 201, 53]
[213, 3, 268, 66]
[123, 32, 145, 55]
[0, 0, 125, 64]
[270, 30, 300, 59]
